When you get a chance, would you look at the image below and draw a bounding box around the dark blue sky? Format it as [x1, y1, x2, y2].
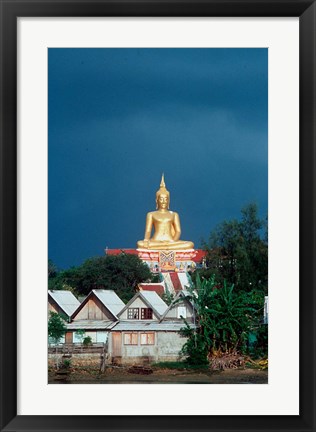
[48, 48, 268, 270]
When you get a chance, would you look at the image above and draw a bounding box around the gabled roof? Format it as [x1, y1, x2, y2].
[140, 291, 168, 316]
[118, 291, 168, 319]
[92, 290, 125, 317]
[169, 273, 183, 293]
[138, 283, 165, 296]
[177, 273, 192, 290]
[71, 289, 125, 320]
[159, 290, 194, 322]
[48, 290, 80, 317]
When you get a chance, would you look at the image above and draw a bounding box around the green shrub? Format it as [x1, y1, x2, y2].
[83, 336, 92, 346]
[62, 359, 71, 369]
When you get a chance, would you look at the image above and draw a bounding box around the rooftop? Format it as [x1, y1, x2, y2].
[138, 283, 165, 296]
[92, 289, 125, 317]
[139, 291, 168, 316]
[112, 320, 195, 332]
[67, 320, 117, 330]
[48, 290, 80, 317]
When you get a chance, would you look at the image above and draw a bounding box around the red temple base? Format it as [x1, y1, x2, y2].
[105, 248, 207, 294]
[105, 248, 206, 273]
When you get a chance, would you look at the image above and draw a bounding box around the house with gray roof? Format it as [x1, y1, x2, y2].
[64, 290, 125, 344]
[48, 289, 197, 364]
[48, 290, 80, 320]
[109, 319, 196, 364]
[71, 289, 125, 321]
[107, 291, 196, 364]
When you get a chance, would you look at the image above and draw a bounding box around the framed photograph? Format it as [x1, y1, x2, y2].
[0, 1, 315, 431]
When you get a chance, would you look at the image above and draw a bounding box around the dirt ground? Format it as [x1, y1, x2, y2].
[49, 366, 268, 384]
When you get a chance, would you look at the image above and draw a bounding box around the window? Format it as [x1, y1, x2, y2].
[177, 306, 187, 319]
[141, 308, 153, 319]
[124, 333, 138, 345]
[140, 333, 155, 345]
[127, 308, 139, 319]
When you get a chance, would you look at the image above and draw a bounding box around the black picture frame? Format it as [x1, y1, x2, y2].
[1, 1, 315, 431]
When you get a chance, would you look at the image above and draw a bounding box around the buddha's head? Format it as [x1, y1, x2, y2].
[156, 174, 170, 210]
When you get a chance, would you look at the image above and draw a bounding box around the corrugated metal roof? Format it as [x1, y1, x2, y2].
[67, 320, 117, 330]
[169, 273, 182, 292]
[161, 273, 176, 295]
[92, 290, 125, 317]
[112, 320, 195, 332]
[178, 273, 191, 290]
[138, 283, 165, 296]
[48, 290, 80, 317]
[140, 291, 168, 316]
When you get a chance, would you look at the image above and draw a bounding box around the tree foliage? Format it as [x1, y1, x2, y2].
[48, 259, 58, 279]
[200, 203, 268, 293]
[48, 311, 67, 344]
[48, 253, 152, 302]
[180, 275, 264, 365]
[161, 289, 175, 306]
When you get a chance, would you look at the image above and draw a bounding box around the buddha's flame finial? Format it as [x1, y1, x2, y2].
[160, 173, 166, 188]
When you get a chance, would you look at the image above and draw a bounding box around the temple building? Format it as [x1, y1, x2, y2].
[105, 175, 206, 294]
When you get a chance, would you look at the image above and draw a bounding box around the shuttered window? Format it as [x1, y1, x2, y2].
[127, 308, 139, 319]
[141, 308, 153, 319]
[140, 332, 155, 345]
[124, 333, 138, 345]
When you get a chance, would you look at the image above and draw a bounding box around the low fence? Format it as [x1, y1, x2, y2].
[48, 343, 107, 369]
[48, 343, 105, 354]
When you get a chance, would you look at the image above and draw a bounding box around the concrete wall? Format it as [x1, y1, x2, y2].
[110, 331, 187, 364]
[121, 344, 158, 364]
[157, 332, 187, 361]
[48, 331, 187, 367]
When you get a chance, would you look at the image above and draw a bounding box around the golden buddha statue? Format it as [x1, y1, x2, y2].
[137, 175, 194, 251]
